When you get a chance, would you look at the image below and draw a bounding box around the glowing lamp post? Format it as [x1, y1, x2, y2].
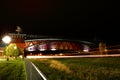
[2, 36, 11, 61]
[2, 36, 11, 44]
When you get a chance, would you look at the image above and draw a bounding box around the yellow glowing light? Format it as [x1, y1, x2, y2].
[14, 46, 17, 49]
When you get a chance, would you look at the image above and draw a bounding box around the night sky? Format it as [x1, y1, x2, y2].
[0, 0, 120, 45]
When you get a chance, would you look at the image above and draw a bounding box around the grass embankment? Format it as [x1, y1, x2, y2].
[0, 58, 27, 80]
[29, 57, 120, 80]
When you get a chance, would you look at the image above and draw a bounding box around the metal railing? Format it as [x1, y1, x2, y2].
[24, 59, 48, 80]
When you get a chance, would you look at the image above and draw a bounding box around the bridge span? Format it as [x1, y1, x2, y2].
[0, 33, 97, 56]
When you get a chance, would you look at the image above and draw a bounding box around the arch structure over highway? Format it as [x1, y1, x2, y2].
[0, 33, 97, 56]
[24, 38, 97, 56]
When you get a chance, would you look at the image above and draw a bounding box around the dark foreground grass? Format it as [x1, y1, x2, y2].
[29, 57, 120, 80]
[0, 58, 27, 80]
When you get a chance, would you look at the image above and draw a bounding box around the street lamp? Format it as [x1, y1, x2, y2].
[2, 35, 11, 61]
[2, 36, 11, 44]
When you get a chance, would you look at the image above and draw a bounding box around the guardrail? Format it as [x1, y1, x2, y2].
[24, 59, 48, 80]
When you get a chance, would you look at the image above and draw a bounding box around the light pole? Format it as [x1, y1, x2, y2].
[2, 35, 11, 60]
